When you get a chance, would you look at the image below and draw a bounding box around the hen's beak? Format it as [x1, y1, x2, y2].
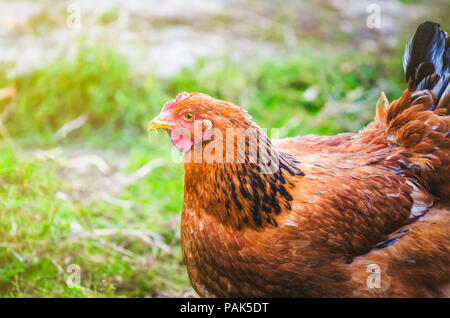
[147, 115, 174, 131]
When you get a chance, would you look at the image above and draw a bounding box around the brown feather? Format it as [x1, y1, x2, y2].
[175, 85, 449, 297]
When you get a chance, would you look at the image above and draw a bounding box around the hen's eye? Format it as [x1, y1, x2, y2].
[183, 113, 195, 122]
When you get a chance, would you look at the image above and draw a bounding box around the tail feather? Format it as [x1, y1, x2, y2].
[404, 21, 449, 85]
[434, 74, 450, 108]
[403, 21, 450, 109]
[367, 21, 450, 202]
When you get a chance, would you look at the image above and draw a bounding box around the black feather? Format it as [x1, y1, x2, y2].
[404, 21, 450, 109]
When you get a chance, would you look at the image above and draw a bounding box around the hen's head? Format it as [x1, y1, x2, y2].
[148, 92, 251, 152]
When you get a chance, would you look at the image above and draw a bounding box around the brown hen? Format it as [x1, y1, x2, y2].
[148, 21, 450, 297]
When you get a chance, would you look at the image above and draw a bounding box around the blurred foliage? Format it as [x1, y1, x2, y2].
[170, 47, 404, 136]
[4, 41, 405, 144]
[7, 49, 168, 143]
[100, 7, 120, 25]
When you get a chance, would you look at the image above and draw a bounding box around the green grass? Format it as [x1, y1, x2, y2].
[0, 142, 188, 297]
[7, 49, 169, 144]
[0, 32, 407, 296]
[100, 7, 120, 25]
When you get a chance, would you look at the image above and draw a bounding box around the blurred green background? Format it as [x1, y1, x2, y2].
[0, 0, 448, 297]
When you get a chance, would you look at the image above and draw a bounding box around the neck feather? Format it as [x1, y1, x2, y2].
[183, 120, 304, 230]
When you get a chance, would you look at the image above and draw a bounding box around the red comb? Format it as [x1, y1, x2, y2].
[162, 92, 190, 111]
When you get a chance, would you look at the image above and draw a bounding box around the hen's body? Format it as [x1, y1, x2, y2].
[150, 22, 450, 297]
[183, 127, 450, 297]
